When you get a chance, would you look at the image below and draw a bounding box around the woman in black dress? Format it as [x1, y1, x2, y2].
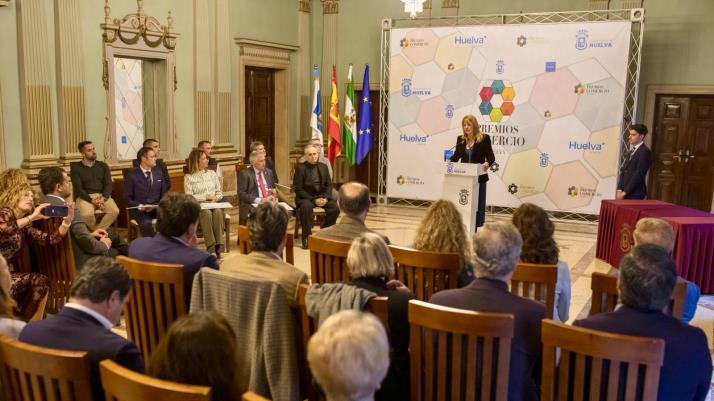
[449, 114, 495, 229]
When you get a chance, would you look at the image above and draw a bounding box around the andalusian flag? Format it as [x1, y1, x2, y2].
[327, 65, 341, 163]
[309, 65, 323, 150]
[342, 65, 357, 165]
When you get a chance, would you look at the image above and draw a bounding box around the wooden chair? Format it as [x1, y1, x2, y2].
[293, 206, 326, 238]
[541, 319, 664, 401]
[0, 336, 93, 401]
[100, 360, 211, 401]
[509, 262, 558, 319]
[236, 224, 295, 264]
[295, 283, 388, 401]
[33, 218, 76, 314]
[408, 300, 514, 401]
[389, 245, 460, 302]
[242, 392, 272, 401]
[308, 236, 352, 284]
[30, 292, 49, 321]
[116, 256, 186, 363]
[589, 272, 688, 320]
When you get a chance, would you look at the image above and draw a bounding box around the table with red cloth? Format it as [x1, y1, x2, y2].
[596, 199, 714, 294]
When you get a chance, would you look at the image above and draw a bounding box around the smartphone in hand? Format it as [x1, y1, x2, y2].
[42, 205, 69, 218]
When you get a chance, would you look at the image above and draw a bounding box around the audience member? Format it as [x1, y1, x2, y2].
[412, 200, 472, 286]
[633, 217, 700, 322]
[129, 192, 219, 302]
[0, 168, 30, 189]
[574, 244, 711, 401]
[512, 203, 571, 322]
[237, 150, 277, 225]
[314, 182, 389, 244]
[133, 138, 171, 190]
[293, 144, 339, 249]
[430, 221, 544, 401]
[70, 141, 119, 230]
[124, 147, 170, 237]
[308, 310, 389, 401]
[20, 256, 144, 401]
[198, 140, 222, 180]
[148, 312, 240, 401]
[222, 202, 307, 304]
[0, 255, 25, 338]
[184, 149, 225, 258]
[249, 141, 278, 183]
[299, 138, 333, 178]
[38, 167, 128, 270]
[347, 232, 413, 401]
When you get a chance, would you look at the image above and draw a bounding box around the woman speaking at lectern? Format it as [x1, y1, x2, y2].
[449, 115, 495, 230]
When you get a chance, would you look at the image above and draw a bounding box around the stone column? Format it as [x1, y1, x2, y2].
[589, 0, 610, 10]
[441, 0, 458, 17]
[214, 0, 237, 156]
[0, 84, 6, 170]
[422, 1, 432, 19]
[193, 0, 213, 145]
[54, 0, 87, 165]
[17, 0, 59, 173]
[321, 0, 339, 143]
[297, 0, 311, 144]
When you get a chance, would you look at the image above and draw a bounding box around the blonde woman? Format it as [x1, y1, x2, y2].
[449, 115, 495, 229]
[0, 255, 25, 338]
[184, 149, 225, 258]
[412, 200, 474, 287]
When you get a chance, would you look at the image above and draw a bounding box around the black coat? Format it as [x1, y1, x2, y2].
[449, 134, 496, 183]
[292, 162, 333, 202]
[617, 144, 651, 199]
[131, 158, 171, 190]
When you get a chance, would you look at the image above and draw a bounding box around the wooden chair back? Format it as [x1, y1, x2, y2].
[295, 283, 388, 401]
[33, 218, 76, 314]
[541, 319, 664, 401]
[236, 225, 295, 264]
[308, 236, 351, 284]
[510, 263, 558, 319]
[99, 360, 211, 401]
[408, 300, 513, 401]
[588, 273, 688, 320]
[389, 246, 460, 302]
[117, 255, 187, 363]
[0, 336, 93, 401]
[242, 392, 271, 401]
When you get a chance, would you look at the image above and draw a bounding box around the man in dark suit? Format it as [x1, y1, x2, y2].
[37, 167, 128, 271]
[20, 257, 144, 401]
[124, 147, 170, 237]
[617, 124, 652, 200]
[237, 150, 277, 225]
[430, 221, 544, 401]
[574, 244, 711, 401]
[128, 192, 219, 303]
[292, 144, 339, 249]
[132, 138, 170, 190]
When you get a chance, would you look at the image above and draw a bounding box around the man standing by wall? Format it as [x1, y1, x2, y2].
[617, 124, 652, 200]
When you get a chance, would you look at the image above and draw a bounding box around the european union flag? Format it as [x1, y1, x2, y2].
[355, 65, 372, 165]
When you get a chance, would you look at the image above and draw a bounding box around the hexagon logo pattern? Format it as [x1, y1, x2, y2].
[478, 79, 516, 123]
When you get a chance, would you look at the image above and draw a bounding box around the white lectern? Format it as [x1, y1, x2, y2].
[441, 162, 483, 231]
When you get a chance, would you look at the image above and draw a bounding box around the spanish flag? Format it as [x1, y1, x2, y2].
[327, 65, 341, 163]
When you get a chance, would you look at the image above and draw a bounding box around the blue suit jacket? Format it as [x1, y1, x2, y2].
[19, 307, 144, 401]
[128, 233, 219, 303]
[574, 305, 712, 401]
[124, 165, 169, 208]
[617, 144, 651, 199]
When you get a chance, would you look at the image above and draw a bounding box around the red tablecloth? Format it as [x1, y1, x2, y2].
[664, 217, 714, 294]
[595, 200, 669, 263]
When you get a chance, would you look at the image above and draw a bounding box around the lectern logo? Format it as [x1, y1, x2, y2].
[619, 223, 633, 253]
[458, 189, 469, 205]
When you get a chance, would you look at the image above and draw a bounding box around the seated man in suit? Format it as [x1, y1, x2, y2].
[249, 140, 279, 184]
[298, 138, 333, 179]
[293, 144, 339, 249]
[124, 147, 170, 237]
[38, 167, 128, 271]
[222, 202, 307, 304]
[70, 141, 120, 230]
[20, 256, 144, 401]
[616, 124, 651, 200]
[132, 138, 170, 191]
[128, 192, 218, 302]
[430, 221, 545, 401]
[633, 217, 700, 322]
[314, 181, 390, 244]
[575, 244, 711, 401]
[237, 150, 277, 225]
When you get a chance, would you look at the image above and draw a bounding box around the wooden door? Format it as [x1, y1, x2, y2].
[650, 95, 714, 211]
[245, 67, 275, 159]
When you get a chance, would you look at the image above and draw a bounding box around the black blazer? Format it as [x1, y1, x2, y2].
[430, 278, 545, 401]
[132, 158, 170, 190]
[449, 135, 496, 183]
[19, 307, 144, 401]
[124, 165, 169, 208]
[617, 144, 651, 199]
[292, 162, 333, 202]
[237, 166, 277, 222]
[575, 305, 711, 401]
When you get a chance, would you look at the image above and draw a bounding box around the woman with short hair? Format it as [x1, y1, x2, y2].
[184, 149, 225, 258]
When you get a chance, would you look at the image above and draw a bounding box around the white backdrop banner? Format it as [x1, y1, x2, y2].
[386, 21, 632, 214]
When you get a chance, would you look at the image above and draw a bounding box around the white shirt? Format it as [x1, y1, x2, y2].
[64, 302, 113, 330]
[631, 141, 643, 153]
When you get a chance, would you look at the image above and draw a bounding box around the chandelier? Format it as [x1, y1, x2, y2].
[402, 0, 426, 19]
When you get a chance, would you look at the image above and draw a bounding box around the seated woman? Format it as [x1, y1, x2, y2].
[148, 311, 239, 401]
[308, 310, 390, 401]
[348, 232, 414, 401]
[0, 255, 25, 338]
[412, 199, 474, 287]
[512, 203, 571, 322]
[184, 149, 225, 258]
